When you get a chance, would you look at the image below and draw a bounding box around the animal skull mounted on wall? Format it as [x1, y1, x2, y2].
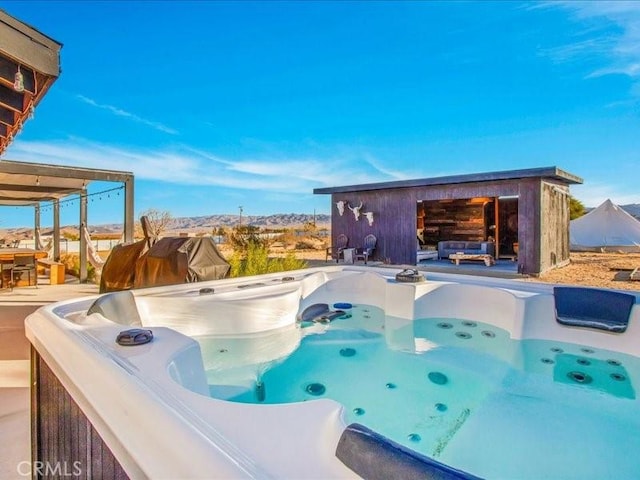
[348, 201, 364, 221]
[363, 211, 374, 226]
[335, 200, 346, 216]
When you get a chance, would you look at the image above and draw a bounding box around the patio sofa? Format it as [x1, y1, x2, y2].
[437, 240, 495, 260]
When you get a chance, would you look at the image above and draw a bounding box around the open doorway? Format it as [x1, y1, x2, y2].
[416, 196, 519, 258]
[417, 197, 493, 248]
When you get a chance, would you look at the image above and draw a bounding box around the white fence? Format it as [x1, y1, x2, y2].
[18, 238, 121, 253]
[17, 235, 227, 254]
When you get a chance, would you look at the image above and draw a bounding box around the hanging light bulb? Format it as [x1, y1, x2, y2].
[36, 176, 40, 186]
[14, 65, 25, 93]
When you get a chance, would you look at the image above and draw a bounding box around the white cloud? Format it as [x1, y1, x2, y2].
[544, 2, 640, 95]
[540, 37, 615, 65]
[76, 95, 179, 135]
[5, 138, 395, 195]
[362, 153, 416, 180]
[571, 182, 640, 208]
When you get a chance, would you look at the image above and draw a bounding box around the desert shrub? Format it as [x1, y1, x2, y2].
[296, 237, 325, 250]
[279, 253, 308, 272]
[277, 230, 296, 248]
[569, 196, 586, 220]
[228, 241, 307, 278]
[60, 253, 97, 282]
[227, 225, 268, 251]
[62, 232, 79, 241]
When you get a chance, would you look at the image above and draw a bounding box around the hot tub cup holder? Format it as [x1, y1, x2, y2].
[395, 268, 425, 283]
[116, 328, 153, 346]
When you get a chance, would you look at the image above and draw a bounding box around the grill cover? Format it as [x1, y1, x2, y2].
[100, 237, 230, 293]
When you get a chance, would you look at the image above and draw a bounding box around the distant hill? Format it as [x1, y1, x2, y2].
[1, 213, 332, 239]
[167, 213, 331, 230]
[620, 204, 640, 219]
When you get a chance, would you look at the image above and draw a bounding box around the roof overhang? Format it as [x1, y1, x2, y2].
[0, 160, 134, 206]
[0, 9, 62, 156]
[314, 166, 583, 194]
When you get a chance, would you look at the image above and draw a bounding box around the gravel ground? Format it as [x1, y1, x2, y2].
[526, 252, 640, 292]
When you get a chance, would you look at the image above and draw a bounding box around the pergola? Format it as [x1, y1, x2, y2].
[0, 160, 135, 282]
[1, 10, 134, 282]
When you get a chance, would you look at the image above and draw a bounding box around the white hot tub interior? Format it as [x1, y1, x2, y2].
[27, 266, 640, 479]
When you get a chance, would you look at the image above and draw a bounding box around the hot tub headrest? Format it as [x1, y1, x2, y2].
[87, 291, 143, 327]
[554, 286, 636, 333]
[297, 303, 345, 324]
[335, 423, 481, 480]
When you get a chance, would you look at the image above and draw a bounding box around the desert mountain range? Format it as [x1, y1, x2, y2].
[1, 213, 332, 238]
[3, 204, 639, 238]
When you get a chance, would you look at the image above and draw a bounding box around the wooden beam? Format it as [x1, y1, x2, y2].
[34, 204, 40, 251]
[0, 195, 58, 202]
[124, 178, 134, 243]
[0, 82, 24, 112]
[314, 166, 584, 194]
[79, 191, 88, 283]
[0, 107, 14, 125]
[0, 56, 36, 92]
[53, 199, 60, 261]
[0, 160, 134, 183]
[0, 11, 62, 77]
[0, 183, 80, 194]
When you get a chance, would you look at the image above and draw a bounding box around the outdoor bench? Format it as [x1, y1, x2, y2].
[37, 258, 66, 285]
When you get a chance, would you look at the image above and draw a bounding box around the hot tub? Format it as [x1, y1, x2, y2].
[25, 266, 640, 479]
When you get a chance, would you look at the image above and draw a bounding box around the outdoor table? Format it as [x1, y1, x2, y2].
[343, 248, 355, 264]
[0, 248, 49, 262]
[0, 248, 49, 288]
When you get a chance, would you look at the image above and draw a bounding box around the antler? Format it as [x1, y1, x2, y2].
[347, 201, 363, 211]
[347, 201, 364, 220]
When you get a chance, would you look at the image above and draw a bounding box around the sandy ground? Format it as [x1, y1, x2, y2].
[528, 252, 640, 292]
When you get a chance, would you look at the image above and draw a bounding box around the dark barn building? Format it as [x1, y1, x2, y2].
[314, 167, 583, 275]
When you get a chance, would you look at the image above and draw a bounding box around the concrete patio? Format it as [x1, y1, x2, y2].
[0, 277, 98, 478]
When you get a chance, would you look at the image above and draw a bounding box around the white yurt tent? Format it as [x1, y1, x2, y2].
[570, 199, 640, 252]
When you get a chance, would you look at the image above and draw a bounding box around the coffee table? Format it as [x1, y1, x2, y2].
[449, 253, 495, 267]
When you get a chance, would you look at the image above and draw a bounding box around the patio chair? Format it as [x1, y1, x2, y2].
[326, 234, 348, 263]
[12, 253, 37, 288]
[354, 234, 377, 264]
[1, 259, 14, 290]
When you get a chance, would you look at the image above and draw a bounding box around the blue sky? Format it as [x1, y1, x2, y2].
[2, 1, 640, 228]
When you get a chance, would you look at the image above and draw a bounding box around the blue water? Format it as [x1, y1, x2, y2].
[196, 305, 640, 479]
